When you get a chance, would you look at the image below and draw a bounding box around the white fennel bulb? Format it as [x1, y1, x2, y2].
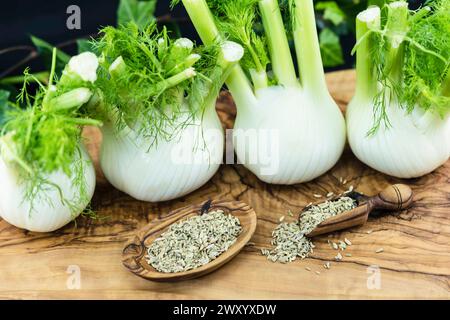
[93, 24, 243, 201]
[347, 3, 450, 178]
[179, 0, 346, 184]
[100, 105, 223, 201]
[348, 97, 450, 178]
[234, 86, 345, 183]
[0, 49, 101, 232]
[0, 144, 95, 232]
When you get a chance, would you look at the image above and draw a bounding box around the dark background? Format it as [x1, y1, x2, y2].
[0, 0, 426, 76]
[0, 0, 194, 74]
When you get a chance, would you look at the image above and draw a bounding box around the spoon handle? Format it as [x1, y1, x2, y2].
[368, 184, 413, 211]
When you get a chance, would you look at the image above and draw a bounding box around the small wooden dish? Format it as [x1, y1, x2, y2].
[122, 200, 257, 282]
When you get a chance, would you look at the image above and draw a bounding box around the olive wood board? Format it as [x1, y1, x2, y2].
[0, 70, 449, 299]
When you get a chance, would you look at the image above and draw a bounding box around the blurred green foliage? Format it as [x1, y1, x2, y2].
[314, 0, 390, 67]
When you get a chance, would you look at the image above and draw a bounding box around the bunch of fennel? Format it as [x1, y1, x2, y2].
[175, 0, 346, 184]
[0, 50, 101, 232]
[347, 1, 450, 178]
[93, 23, 243, 202]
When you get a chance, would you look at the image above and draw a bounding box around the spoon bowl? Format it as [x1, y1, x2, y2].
[307, 184, 413, 237]
[122, 200, 257, 282]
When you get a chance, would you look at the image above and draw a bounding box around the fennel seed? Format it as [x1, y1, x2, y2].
[261, 222, 313, 263]
[146, 210, 242, 273]
[298, 196, 357, 235]
[344, 238, 352, 246]
[262, 196, 356, 264]
[375, 248, 384, 253]
[335, 252, 343, 261]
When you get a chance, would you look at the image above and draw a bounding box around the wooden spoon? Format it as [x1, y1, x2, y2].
[122, 200, 257, 282]
[307, 184, 413, 237]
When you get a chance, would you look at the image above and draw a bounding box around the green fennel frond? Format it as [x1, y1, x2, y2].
[93, 22, 226, 142]
[403, 0, 450, 116]
[212, 0, 269, 74]
[361, 0, 450, 134]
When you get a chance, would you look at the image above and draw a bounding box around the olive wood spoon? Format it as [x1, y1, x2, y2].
[307, 184, 413, 237]
[122, 200, 257, 282]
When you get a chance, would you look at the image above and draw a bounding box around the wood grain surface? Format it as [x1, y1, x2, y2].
[0, 70, 449, 300]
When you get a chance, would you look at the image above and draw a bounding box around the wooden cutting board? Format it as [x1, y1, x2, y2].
[0, 70, 449, 299]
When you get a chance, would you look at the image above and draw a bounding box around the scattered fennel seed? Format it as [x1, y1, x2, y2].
[345, 253, 352, 257]
[324, 262, 331, 269]
[313, 194, 323, 198]
[338, 241, 347, 250]
[146, 210, 242, 273]
[348, 185, 354, 192]
[315, 271, 321, 275]
[376, 248, 384, 253]
[367, 230, 373, 234]
[263, 196, 356, 264]
[339, 177, 343, 184]
[342, 179, 347, 185]
[344, 238, 352, 246]
[288, 210, 294, 217]
[326, 192, 334, 198]
[305, 267, 311, 271]
[332, 242, 339, 250]
[261, 222, 313, 263]
[279, 216, 285, 222]
[335, 253, 343, 261]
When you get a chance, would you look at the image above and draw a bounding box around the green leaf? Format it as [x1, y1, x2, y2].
[315, 1, 346, 26]
[117, 0, 157, 29]
[0, 89, 11, 127]
[30, 35, 71, 75]
[319, 28, 344, 67]
[77, 38, 98, 55]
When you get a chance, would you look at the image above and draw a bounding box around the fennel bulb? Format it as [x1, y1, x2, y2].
[0, 144, 95, 232]
[347, 2, 450, 178]
[93, 24, 243, 201]
[100, 104, 223, 201]
[0, 50, 101, 232]
[234, 86, 345, 183]
[177, 0, 346, 184]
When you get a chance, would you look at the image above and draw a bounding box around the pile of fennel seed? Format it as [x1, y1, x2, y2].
[262, 196, 356, 263]
[146, 210, 242, 273]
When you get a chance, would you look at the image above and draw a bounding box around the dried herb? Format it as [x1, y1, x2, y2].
[262, 196, 357, 264]
[298, 196, 356, 235]
[261, 223, 314, 264]
[146, 210, 242, 273]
